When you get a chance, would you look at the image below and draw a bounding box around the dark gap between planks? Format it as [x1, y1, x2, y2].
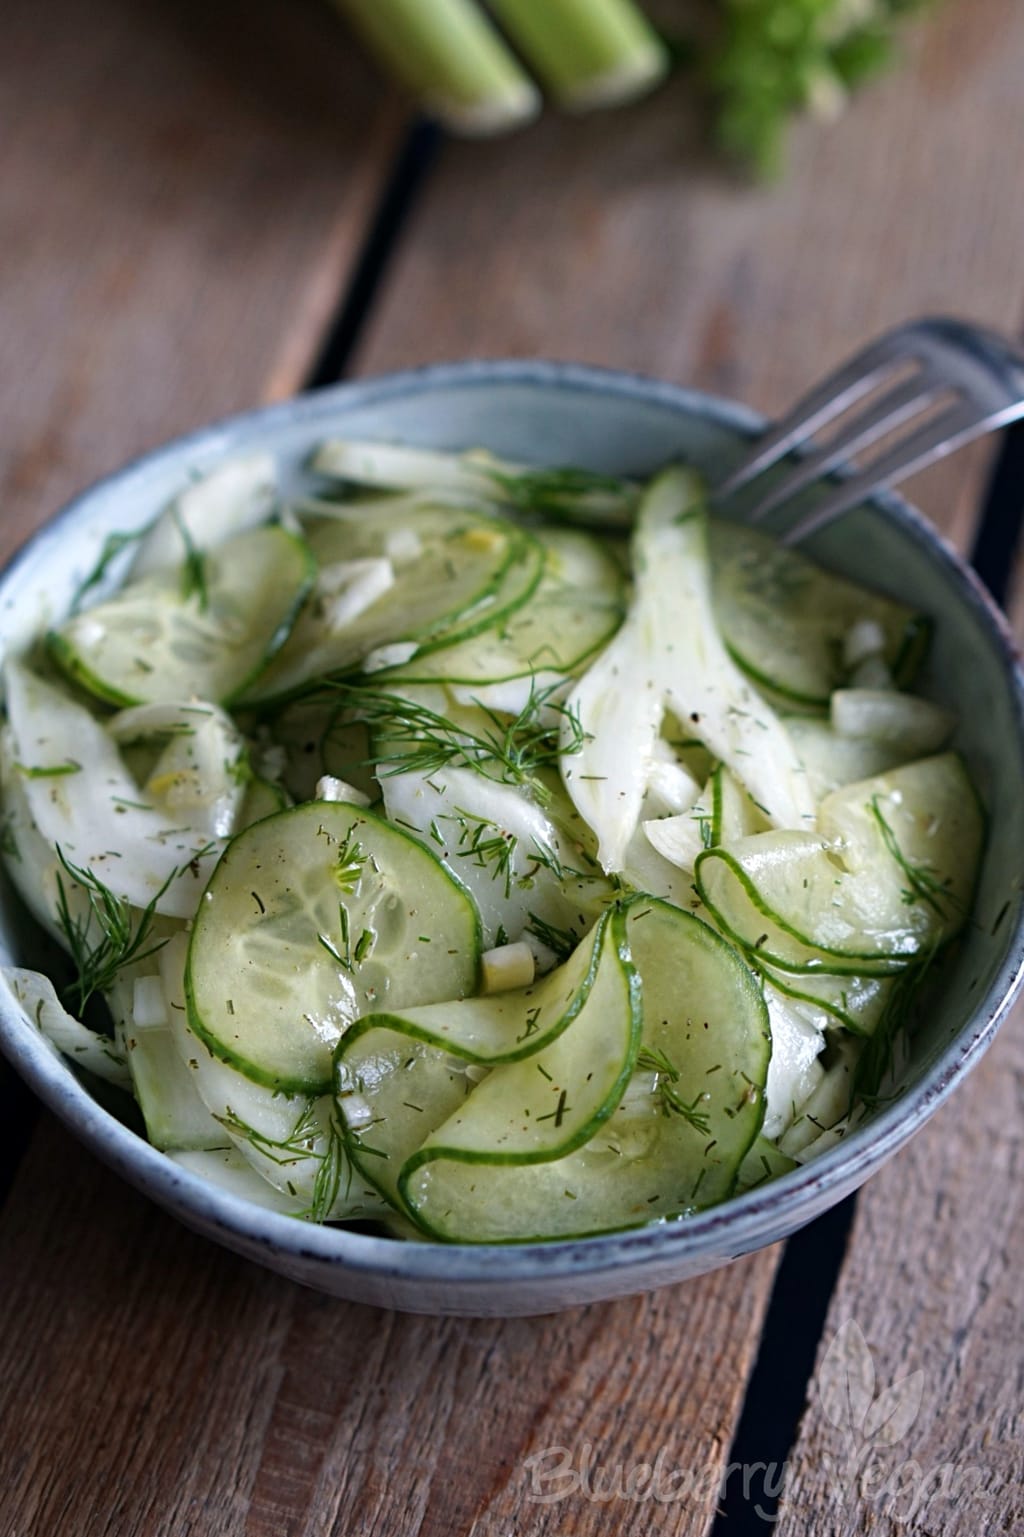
[304, 116, 442, 389]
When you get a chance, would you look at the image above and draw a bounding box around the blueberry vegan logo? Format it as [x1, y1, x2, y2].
[521, 1318, 1003, 1524]
[811, 1319, 997, 1525]
[819, 1317, 924, 1453]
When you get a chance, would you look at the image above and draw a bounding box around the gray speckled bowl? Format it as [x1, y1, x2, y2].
[1, 362, 1022, 1317]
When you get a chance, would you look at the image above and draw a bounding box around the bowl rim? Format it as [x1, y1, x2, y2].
[2, 356, 1023, 1290]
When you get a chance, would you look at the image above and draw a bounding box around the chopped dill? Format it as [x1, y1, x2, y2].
[636, 1045, 713, 1136]
[334, 829, 367, 894]
[485, 465, 636, 524]
[331, 679, 584, 803]
[16, 760, 82, 779]
[69, 528, 145, 614]
[54, 848, 174, 1013]
[870, 796, 958, 917]
[172, 508, 209, 611]
[524, 912, 580, 962]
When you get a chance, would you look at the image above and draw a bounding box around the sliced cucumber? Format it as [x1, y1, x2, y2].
[696, 754, 983, 973]
[756, 961, 895, 1036]
[404, 899, 768, 1240]
[337, 909, 633, 1209]
[343, 898, 768, 1241]
[709, 519, 931, 709]
[159, 935, 387, 1218]
[186, 802, 481, 1094]
[240, 500, 534, 705]
[380, 527, 625, 688]
[402, 908, 638, 1177]
[50, 525, 315, 708]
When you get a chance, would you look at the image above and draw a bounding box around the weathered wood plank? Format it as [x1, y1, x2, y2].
[0, 0, 403, 565]
[358, 0, 1024, 555]
[777, 520, 1024, 1535]
[0, 1117, 776, 1537]
[777, 992, 1024, 1534]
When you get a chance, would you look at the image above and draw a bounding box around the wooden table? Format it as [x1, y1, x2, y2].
[2, 2, 1023, 1532]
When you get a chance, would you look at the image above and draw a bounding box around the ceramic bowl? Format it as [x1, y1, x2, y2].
[1, 361, 1022, 1316]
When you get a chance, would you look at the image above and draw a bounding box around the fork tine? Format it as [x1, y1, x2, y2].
[713, 327, 926, 500]
[746, 374, 945, 523]
[780, 396, 1024, 545]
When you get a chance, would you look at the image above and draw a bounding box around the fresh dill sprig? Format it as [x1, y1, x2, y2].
[53, 848, 174, 1014]
[69, 528, 146, 614]
[334, 829, 367, 894]
[636, 1044, 713, 1136]
[302, 1114, 347, 1223]
[216, 1102, 348, 1222]
[524, 912, 581, 962]
[870, 797, 958, 917]
[485, 465, 637, 525]
[334, 679, 584, 801]
[442, 807, 519, 899]
[216, 1101, 322, 1166]
[171, 508, 209, 611]
[15, 760, 82, 779]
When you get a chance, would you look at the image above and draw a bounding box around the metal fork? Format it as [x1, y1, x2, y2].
[714, 316, 1024, 543]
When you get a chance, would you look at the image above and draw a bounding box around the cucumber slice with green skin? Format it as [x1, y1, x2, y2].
[49, 525, 316, 709]
[240, 501, 535, 706]
[400, 899, 770, 1241]
[696, 754, 984, 974]
[378, 527, 625, 688]
[709, 519, 931, 709]
[711, 765, 772, 845]
[186, 802, 481, 1094]
[162, 935, 387, 1218]
[403, 907, 638, 1169]
[756, 960, 895, 1037]
[337, 909, 631, 1209]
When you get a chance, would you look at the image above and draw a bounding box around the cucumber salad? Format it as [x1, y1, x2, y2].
[0, 438, 983, 1243]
